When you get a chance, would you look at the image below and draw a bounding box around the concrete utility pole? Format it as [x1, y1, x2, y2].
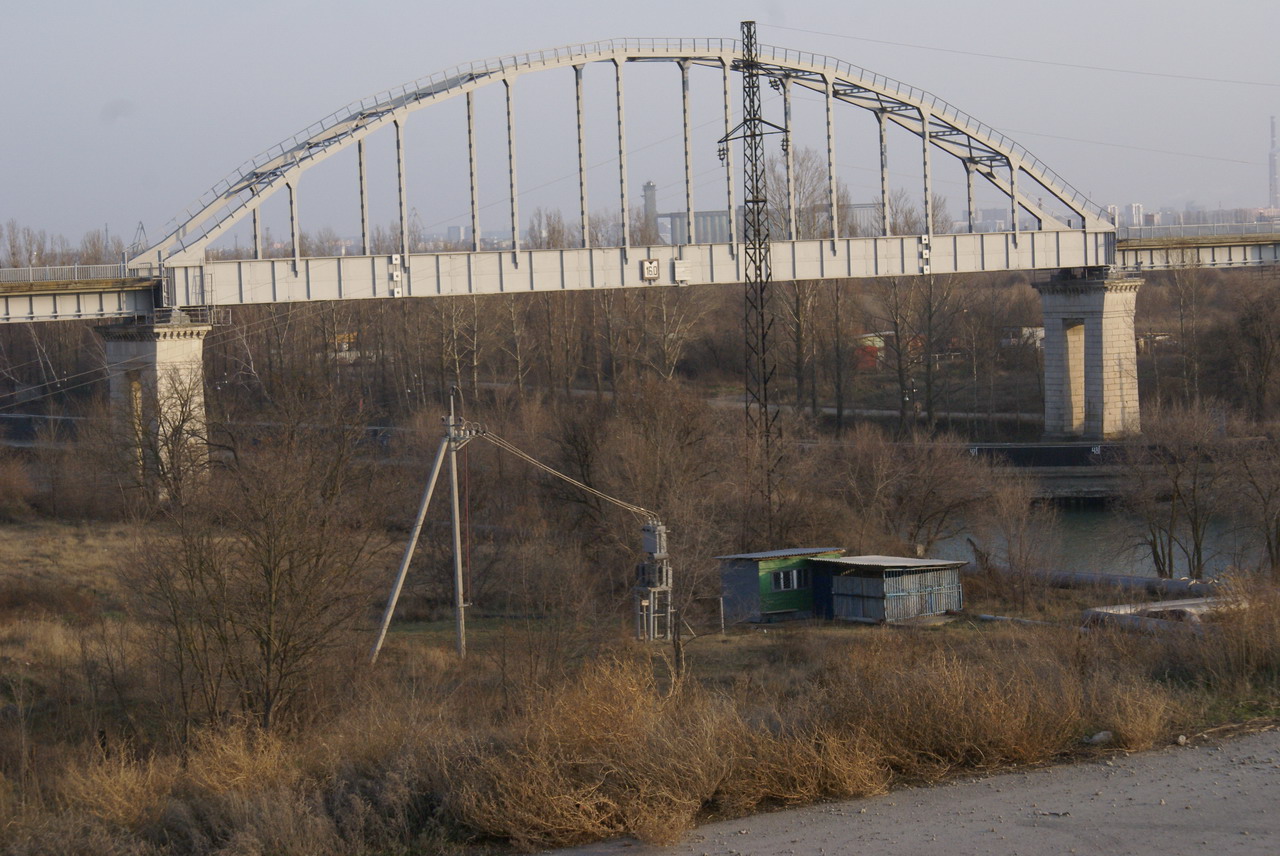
[369, 389, 477, 663]
[370, 393, 674, 665]
[447, 391, 468, 658]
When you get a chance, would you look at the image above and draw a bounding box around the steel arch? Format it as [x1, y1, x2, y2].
[133, 37, 1111, 267]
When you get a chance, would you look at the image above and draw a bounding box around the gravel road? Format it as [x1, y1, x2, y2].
[552, 728, 1280, 856]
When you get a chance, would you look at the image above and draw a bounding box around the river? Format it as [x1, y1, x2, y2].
[936, 505, 1256, 579]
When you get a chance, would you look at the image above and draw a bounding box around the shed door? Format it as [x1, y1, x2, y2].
[831, 575, 884, 621]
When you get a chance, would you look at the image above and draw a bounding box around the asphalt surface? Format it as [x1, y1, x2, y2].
[551, 728, 1280, 856]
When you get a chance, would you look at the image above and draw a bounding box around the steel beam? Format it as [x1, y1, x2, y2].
[681, 60, 695, 245]
[575, 64, 589, 248]
[395, 119, 408, 254]
[783, 78, 796, 241]
[965, 161, 976, 234]
[1010, 162, 1019, 243]
[467, 91, 480, 252]
[613, 59, 629, 249]
[505, 79, 519, 256]
[721, 59, 737, 249]
[287, 181, 299, 269]
[878, 111, 890, 236]
[825, 76, 838, 241]
[921, 109, 934, 237]
[358, 139, 370, 255]
[252, 206, 263, 260]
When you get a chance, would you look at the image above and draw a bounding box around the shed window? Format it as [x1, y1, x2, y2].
[771, 568, 809, 591]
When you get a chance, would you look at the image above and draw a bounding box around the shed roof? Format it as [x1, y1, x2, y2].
[809, 555, 966, 571]
[715, 547, 844, 561]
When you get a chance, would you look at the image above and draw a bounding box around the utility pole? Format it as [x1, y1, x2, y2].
[720, 20, 788, 536]
[369, 388, 477, 663]
[447, 389, 469, 658]
[370, 394, 671, 666]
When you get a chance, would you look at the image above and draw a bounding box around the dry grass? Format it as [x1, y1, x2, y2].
[0, 520, 143, 607]
[2, 522, 1280, 854]
[0, 454, 36, 523]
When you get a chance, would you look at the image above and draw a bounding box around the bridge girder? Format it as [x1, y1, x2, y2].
[133, 37, 1111, 268]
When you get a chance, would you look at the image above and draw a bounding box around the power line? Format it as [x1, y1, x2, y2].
[1002, 129, 1261, 166]
[779, 86, 1261, 169]
[763, 24, 1280, 89]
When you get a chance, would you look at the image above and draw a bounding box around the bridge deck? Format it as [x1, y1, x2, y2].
[3, 227, 1279, 323]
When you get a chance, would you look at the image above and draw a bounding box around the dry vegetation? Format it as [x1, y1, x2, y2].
[4, 404, 1280, 854]
[5, 559, 1280, 856]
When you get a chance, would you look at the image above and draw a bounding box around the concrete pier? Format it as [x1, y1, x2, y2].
[1035, 267, 1141, 440]
[97, 317, 211, 492]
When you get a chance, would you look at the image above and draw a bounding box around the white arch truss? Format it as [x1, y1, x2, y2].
[134, 37, 1112, 267]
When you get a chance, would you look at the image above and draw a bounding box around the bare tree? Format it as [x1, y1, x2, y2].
[977, 470, 1056, 609]
[134, 396, 399, 731]
[1225, 276, 1280, 421]
[1118, 403, 1230, 579]
[843, 426, 993, 556]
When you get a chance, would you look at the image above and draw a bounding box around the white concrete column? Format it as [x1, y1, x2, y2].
[1035, 270, 1141, 440]
[98, 319, 211, 492]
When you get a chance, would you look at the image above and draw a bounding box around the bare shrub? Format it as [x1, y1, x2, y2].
[444, 655, 734, 848]
[714, 716, 887, 815]
[58, 752, 180, 831]
[1162, 575, 1280, 693]
[1083, 672, 1177, 751]
[131, 397, 400, 732]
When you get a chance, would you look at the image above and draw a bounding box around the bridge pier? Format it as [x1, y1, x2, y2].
[1034, 268, 1141, 440]
[97, 316, 211, 491]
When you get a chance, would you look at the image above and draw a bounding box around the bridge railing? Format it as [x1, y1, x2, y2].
[1119, 223, 1280, 240]
[0, 263, 136, 283]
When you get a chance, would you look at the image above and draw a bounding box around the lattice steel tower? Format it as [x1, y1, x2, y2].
[721, 20, 787, 530]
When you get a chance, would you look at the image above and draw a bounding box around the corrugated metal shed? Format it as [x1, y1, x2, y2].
[811, 556, 965, 571]
[715, 547, 844, 561]
[810, 556, 965, 623]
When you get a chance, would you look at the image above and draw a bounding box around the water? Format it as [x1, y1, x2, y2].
[937, 505, 1254, 579]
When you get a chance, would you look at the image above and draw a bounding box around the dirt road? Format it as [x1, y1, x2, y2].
[553, 728, 1280, 856]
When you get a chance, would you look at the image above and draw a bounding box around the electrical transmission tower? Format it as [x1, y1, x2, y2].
[720, 20, 788, 534]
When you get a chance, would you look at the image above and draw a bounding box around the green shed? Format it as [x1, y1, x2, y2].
[717, 547, 844, 623]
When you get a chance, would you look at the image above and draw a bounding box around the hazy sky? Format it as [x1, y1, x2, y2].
[3, 0, 1277, 244]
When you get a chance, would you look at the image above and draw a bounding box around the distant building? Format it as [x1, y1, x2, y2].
[853, 331, 891, 370]
[1000, 326, 1045, 350]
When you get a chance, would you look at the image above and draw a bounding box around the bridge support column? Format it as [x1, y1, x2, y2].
[1034, 268, 1141, 440]
[97, 317, 211, 493]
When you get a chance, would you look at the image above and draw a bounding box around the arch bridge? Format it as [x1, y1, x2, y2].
[5, 34, 1279, 438]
